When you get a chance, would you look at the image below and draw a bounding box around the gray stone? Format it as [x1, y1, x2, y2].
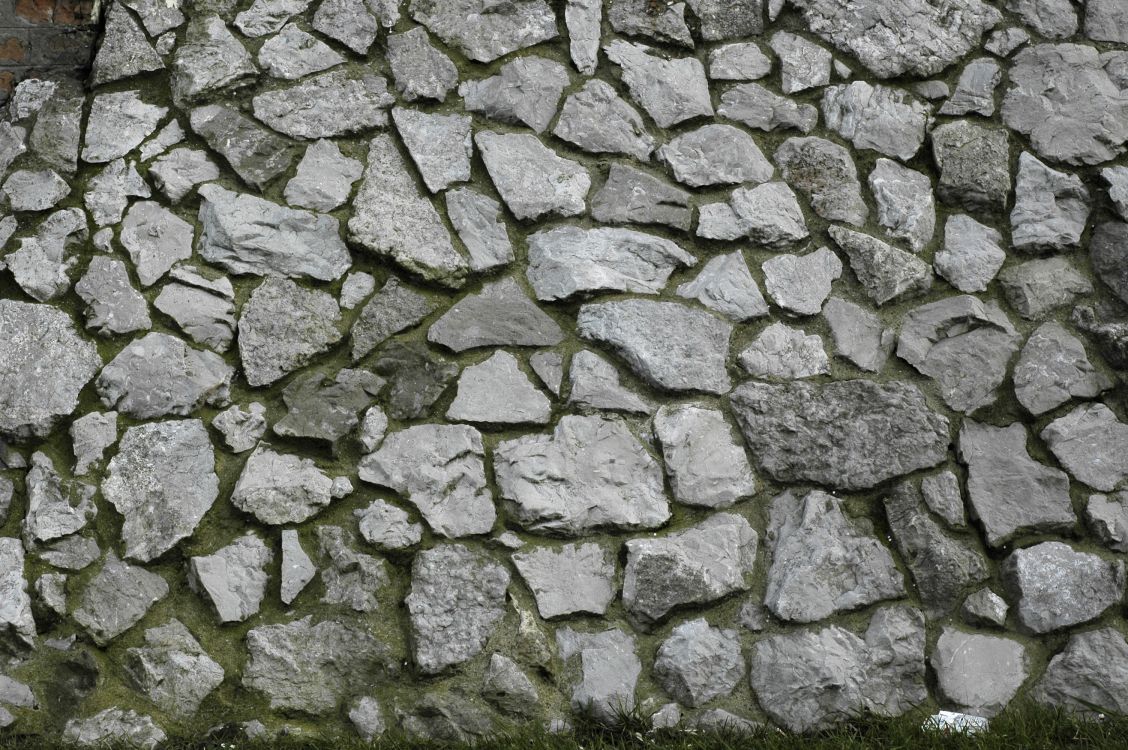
[1102, 166, 1128, 220]
[62, 709, 166, 750]
[959, 421, 1076, 547]
[1006, 0, 1076, 37]
[189, 105, 298, 190]
[75, 257, 151, 336]
[1003, 44, 1128, 166]
[232, 445, 348, 524]
[623, 513, 757, 626]
[676, 251, 769, 322]
[769, 32, 831, 93]
[482, 654, 537, 716]
[1090, 221, 1128, 305]
[789, 0, 1000, 78]
[496, 415, 670, 535]
[654, 404, 755, 509]
[821, 82, 928, 160]
[28, 80, 83, 175]
[605, 41, 713, 128]
[962, 588, 1009, 627]
[118, 201, 193, 287]
[359, 424, 494, 538]
[513, 542, 616, 618]
[699, 182, 808, 247]
[272, 369, 377, 450]
[708, 43, 773, 80]
[238, 278, 342, 387]
[349, 133, 465, 285]
[139, 120, 184, 161]
[2, 169, 68, 212]
[567, 350, 651, 414]
[316, 525, 389, 613]
[91, 3, 165, 86]
[739, 322, 830, 379]
[406, 544, 509, 673]
[22, 451, 95, 546]
[124, 620, 225, 718]
[447, 351, 550, 425]
[171, 16, 256, 103]
[355, 499, 423, 552]
[396, 693, 495, 742]
[358, 406, 388, 452]
[212, 403, 267, 453]
[244, 616, 392, 713]
[935, 214, 1005, 293]
[592, 163, 691, 230]
[931, 120, 1011, 212]
[829, 226, 932, 306]
[83, 159, 149, 225]
[687, 0, 762, 38]
[1003, 541, 1125, 633]
[869, 159, 934, 252]
[1034, 629, 1128, 715]
[986, 26, 1030, 56]
[998, 256, 1092, 320]
[385, 27, 458, 102]
[659, 124, 773, 188]
[1014, 322, 1111, 415]
[774, 137, 867, 226]
[654, 619, 743, 707]
[1086, 492, 1128, 552]
[0, 539, 34, 652]
[1042, 403, 1128, 492]
[154, 267, 237, 352]
[552, 81, 655, 162]
[150, 149, 219, 205]
[608, 0, 692, 46]
[234, 0, 311, 36]
[428, 276, 563, 352]
[932, 629, 1028, 717]
[409, 0, 557, 63]
[310, 0, 377, 54]
[5, 207, 86, 302]
[565, 0, 600, 74]
[392, 108, 471, 194]
[371, 342, 459, 419]
[941, 58, 1002, 118]
[920, 471, 967, 530]
[284, 139, 362, 212]
[460, 57, 568, 133]
[762, 246, 843, 315]
[257, 23, 344, 79]
[477, 131, 590, 221]
[730, 379, 948, 490]
[340, 272, 375, 310]
[252, 69, 393, 140]
[717, 82, 818, 133]
[1011, 152, 1090, 252]
[82, 91, 167, 163]
[350, 276, 437, 361]
[280, 529, 315, 604]
[74, 554, 168, 645]
[1086, 0, 1128, 42]
[120, 0, 184, 35]
[557, 627, 640, 724]
[446, 189, 514, 272]
[37, 535, 100, 571]
[71, 411, 117, 476]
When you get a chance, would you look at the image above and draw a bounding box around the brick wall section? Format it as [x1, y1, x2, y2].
[0, 0, 98, 103]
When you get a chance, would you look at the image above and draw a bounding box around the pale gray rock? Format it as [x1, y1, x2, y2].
[446, 189, 514, 272]
[821, 82, 928, 160]
[359, 424, 494, 538]
[769, 32, 831, 93]
[28, 80, 83, 175]
[1007, 0, 1076, 38]
[149, 149, 217, 204]
[189, 105, 298, 190]
[477, 131, 590, 221]
[566, 0, 601, 74]
[36, 572, 67, 618]
[608, 0, 692, 46]
[717, 82, 818, 133]
[234, 0, 311, 36]
[986, 26, 1030, 55]
[687, 0, 763, 39]
[1002, 44, 1128, 166]
[1102, 165, 1128, 220]
[252, 69, 393, 140]
[869, 159, 934, 252]
[119, 201, 193, 287]
[212, 403, 267, 453]
[730, 379, 948, 490]
[139, 120, 184, 161]
[623, 513, 757, 626]
[284, 140, 362, 212]
[699, 182, 808, 247]
[495, 415, 670, 535]
[913, 80, 950, 99]
[0, 300, 100, 438]
[406, 544, 509, 673]
[71, 411, 117, 476]
[774, 137, 867, 226]
[62, 709, 166, 750]
[103, 420, 218, 563]
[654, 404, 756, 509]
[689, 709, 757, 734]
[527, 225, 694, 301]
[409, 0, 557, 63]
[513, 543, 616, 618]
[349, 696, 386, 741]
[358, 406, 389, 452]
[447, 351, 551, 425]
[940, 58, 1001, 117]
[355, 499, 423, 551]
[1086, 492, 1128, 552]
[0, 539, 34, 652]
[676, 251, 769, 322]
[124, 620, 224, 720]
[1086, 0, 1128, 42]
[154, 266, 237, 352]
[392, 109, 471, 194]
[257, 23, 344, 79]
[5, 208, 85, 302]
[349, 133, 466, 285]
[74, 554, 168, 645]
[658, 124, 773, 187]
[75, 257, 151, 336]
[739, 322, 830, 379]
[557, 627, 640, 724]
[310, 0, 378, 54]
[932, 629, 1028, 717]
[97, 333, 232, 419]
[1014, 322, 1111, 415]
[83, 159, 149, 225]
[934, 214, 1006, 292]
[120, 0, 184, 35]
[829, 226, 932, 306]
[921, 470, 968, 529]
[316, 525, 389, 613]
[896, 295, 1020, 413]
[231, 446, 347, 524]
[280, 529, 315, 604]
[1011, 152, 1090, 252]
[1003, 541, 1125, 633]
[578, 299, 732, 394]
[762, 246, 842, 315]
[789, 0, 1000, 78]
[998, 256, 1092, 320]
[568, 349, 651, 414]
[385, 27, 459, 102]
[931, 120, 1011, 211]
[428, 276, 563, 352]
[460, 57, 569, 133]
[340, 272, 375, 310]
[22, 451, 96, 546]
[962, 588, 1009, 627]
[171, 16, 256, 103]
[37, 535, 100, 571]
[1034, 628, 1128, 714]
[654, 619, 743, 707]
[1042, 403, 1128, 492]
[2, 169, 68, 212]
[708, 43, 773, 80]
[238, 278, 342, 387]
[481, 654, 538, 716]
[90, 3, 165, 87]
[350, 276, 437, 361]
[243, 616, 392, 713]
[605, 41, 713, 128]
[82, 91, 167, 163]
[1092, 221, 1128, 304]
[592, 163, 691, 230]
[959, 421, 1076, 547]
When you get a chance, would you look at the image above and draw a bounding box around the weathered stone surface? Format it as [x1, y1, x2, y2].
[1103, 167, 1128, 221]
[709, 42, 772, 80]
[340, 272, 376, 310]
[148, 148, 217, 204]
[406, 544, 509, 673]
[280, 529, 315, 605]
[350, 277, 436, 361]
[234, 0, 311, 36]
[0, 538, 34, 652]
[1034, 628, 1128, 713]
[605, 41, 713, 128]
[21, 452, 96, 547]
[91, 3, 166, 86]
[495, 415, 670, 535]
[5, 208, 85, 302]
[869, 159, 934, 252]
[608, 0, 692, 46]
[998, 256, 1092, 320]
[189, 105, 298, 190]
[592, 163, 691, 230]
[931, 629, 1028, 717]
[565, 0, 601, 74]
[1090, 221, 1128, 305]
[2, 169, 67, 212]
[371, 343, 459, 420]
[75, 257, 151, 336]
[385, 27, 458, 102]
[700, 182, 809, 246]
[762, 246, 842, 316]
[1011, 152, 1090, 252]
[557, 627, 640, 724]
[934, 214, 1005, 293]
[477, 131, 590, 221]
[447, 352, 551, 425]
[284, 140, 362, 212]
[460, 57, 568, 133]
[154, 267, 236, 353]
[271, 370, 375, 451]
[829, 226, 932, 306]
[124, 620, 224, 719]
[774, 137, 866, 226]
[171, 16, 256, 103]
[429, 277, 563, 352]
[258, 23, 344, 79]
[231, 446, 347, 525]
[653, 404, 755, 509]
[821, 83, 928, 161]
[84, 159, 149, 226]
[512, 543, 616, 618]
[931, 120, 1011, 211]
[316, 526, 389, 612]
[392, 109, 471, 194]
[730, 379, 948, 490]
[1086, 492, 1128, 553]
[119, 201, 193, 288]
[74, 555, 169, 645]
[822, 298, 894, 372]
[623, 513, 757, 626]
[37, 534, 100, 571]
[62, 709, 166, 750]
[238, 278, 342, 387]
[676, 251, 769, 322]
[28, 80, 82, 175]
[410, 0, 557, 62]
[71, 411, 117, 476]
[310, 0, 379, 54]
[1042, 403, 1128, 492]
[718, 83, 818, 133]
[355, 500, 423, 552]
[1003, 541, 1125, 633]
[770, 31, 831, 93]
[97, 333, 232, 419]
[962, 588, 1008, 627]
[654, 619, 744, 707]
[82, 91, 167, 163]
[940, 57, 1002, 116]
[445, 189, 513, 272]
[481, 654, 537, 717]
[739, 322, 830, 379]
[659, 124, 773, 187]
[568, 349, 651, 414]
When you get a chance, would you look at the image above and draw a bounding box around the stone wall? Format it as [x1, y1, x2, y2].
[0, 0, 98, 104]
[2, 0, 1128, 744]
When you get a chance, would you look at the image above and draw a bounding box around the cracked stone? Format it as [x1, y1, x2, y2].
[119, 201, 193, 287]
[654, 619, 744, 708]
[231, 445, 348, 525]
[770, 31, 831, 93]
[316, 526, 389, 612]
[774, 137, 867, 226]
[568, 349, 651, 414]
[659, 124, 773, 188]
[189, 105, 298, 190]
[605, 41, 713, 128]
[82, 91, 167, 164]
[1014, 322, 1111, 415]
[74, 554, 168, 645]
[717, 82, 818, 133]
[446, 189, 514, 272]
[512, 542, 616, 618]
[608, 0, 692, 46]
[284, 139, 362, 212]
[124, 619, 225, 719]
[932, 629, 1028, 717]
[234, 0, 311, 36]
[371, 342, 458, 420]
[739, 322, 829, 379]
[591, 163, 691, 230]
[447, 351, 551, 425]
[557, 628, 640, 724]
[870, 159, 934, 252]
[429, 276, 563, 352]
[171, 16, 256, 103]
[212, 403, 267, 453]
[75, 257, 151, 336]
[392, 109, 471, 194]
[410, 0, 557, 62]
[252, 70, 394, 140]
[258, 22, 344, 79]
[931, 120, 1011, 212]
[1011, 152, 1090, 252]
[934, 214, 1006, 293]
[83, 159, 149, 225]
[653, 404, 756, 509]
[829, 226, 932, 305]
[238, 278, 342, 387]
[1042, 403, 1128, 492]
[71, 412, 117, 476]
[1003, 541, 1125, 633]
[676, 251, 769, 322]
[998, 256, 1092, 320]
[22, 451, 96, 546]
[699, 182, 808, 247]
[821, 82, 928, 160]
[552, 80, 655, 162]
[273, 370, 375, 451]
[154, 266, 237, 352]
[461, 57, 568, 133]
[350, 276, 437, 361]
[385, 27, 458, 101]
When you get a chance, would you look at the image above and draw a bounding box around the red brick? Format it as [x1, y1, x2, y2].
[0, 37, 27, 63]
[53, 0, 94, 24]
[0, 72, 14, 97]
[15, 0, 54, 22]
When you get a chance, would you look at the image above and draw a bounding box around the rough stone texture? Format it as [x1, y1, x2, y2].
[659, 124, 773, 187]
[774, 137, 867, 226]
[1002, 542, 1125, 633]
[125, 620, 224, 719]
[97, 333, 233, 419]
[557, 628, 641, 724]
[829, 226, 932, 306]
[62, 709, 166, 749]
[1033, 628, 1128, 714]
[1010, 152, 1090, 252]
[821, 82, 928, 160]
[605, 41, 713, 128]
[477, 131, 590, 221]
[429, 277, 563, 352]
[762, 247, 842, 315]
[654, 619, 744, 707]
[74, 555, 169, 646]
[653, 405, 756, 509]
[931, 120, 1012, 212]
[190, 535, 272, 623]
[447, 351, 551, 425]
[512, 543, 616, 618]
[1041, 403, 1128, 491]
[231, 446, 347, 525]
[252, 70, 393, 139]
[238, 278, 342, 387]
[931, 629, 1028, 717]
[189, 105, 298, 190]
[934, 214, 1006, 292]
[676, 251, 769, 322]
